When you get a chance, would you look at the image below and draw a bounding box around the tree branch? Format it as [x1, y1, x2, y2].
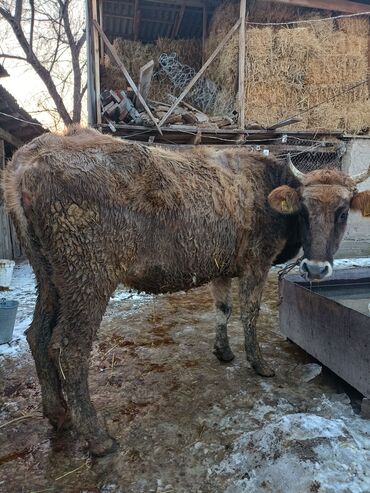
[0, 53, 28, 61]
[29, 0, 35, 50]
[1, 4, 73, 125]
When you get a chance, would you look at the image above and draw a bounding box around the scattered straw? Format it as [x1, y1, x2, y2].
[54, 460, 90, 481]
[0, 413, 42, 430]
[58, 347, 66, 380]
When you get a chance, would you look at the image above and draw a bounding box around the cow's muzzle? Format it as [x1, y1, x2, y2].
[300, 259, 333, 281]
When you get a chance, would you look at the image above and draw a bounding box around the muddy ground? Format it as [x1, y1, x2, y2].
[0, 262, 370, 493]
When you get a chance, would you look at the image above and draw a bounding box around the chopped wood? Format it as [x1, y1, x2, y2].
[182, 112, 198, 124]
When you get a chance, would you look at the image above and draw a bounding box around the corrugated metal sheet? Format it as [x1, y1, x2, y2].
[102, 0, 205, 42]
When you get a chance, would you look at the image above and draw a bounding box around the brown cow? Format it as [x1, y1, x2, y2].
[2, 127, 370, 456]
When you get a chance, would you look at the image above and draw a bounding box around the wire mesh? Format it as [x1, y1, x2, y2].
[156, 53, 218, 112]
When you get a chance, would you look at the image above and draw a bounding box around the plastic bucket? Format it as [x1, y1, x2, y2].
[0, 299, 19, 344]
[0, 260, 15, 289]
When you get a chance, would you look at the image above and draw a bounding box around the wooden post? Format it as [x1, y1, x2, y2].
[133, 0, 140, 40]
[99, 0, 104, 64]
[202, 3, 207, 65]
[368, 19, 370, 95]
[92, 0, 102, 125]
[238, 0, 246, 130]
[93, 20, 163, 134]
[172, 4, 185, 38]
[158, 18, 241, 127]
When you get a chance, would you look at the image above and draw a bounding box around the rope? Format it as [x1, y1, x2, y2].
[278, 256, 304, 280]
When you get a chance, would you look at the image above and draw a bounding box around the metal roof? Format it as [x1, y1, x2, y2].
[102, 0, 219, 42]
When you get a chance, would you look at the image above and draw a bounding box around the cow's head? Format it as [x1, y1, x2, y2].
[268, 157, 370, 281]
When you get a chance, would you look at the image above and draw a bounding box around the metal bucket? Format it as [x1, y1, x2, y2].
[0, 299, 19, 344]
[0, 260, 15, 289]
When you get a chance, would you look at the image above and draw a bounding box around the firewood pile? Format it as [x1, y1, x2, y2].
[100, 89, 238, 130]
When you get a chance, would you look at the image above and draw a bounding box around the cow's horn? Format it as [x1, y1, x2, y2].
[352, 165, 370, 185]
[287, 154, 305, 181]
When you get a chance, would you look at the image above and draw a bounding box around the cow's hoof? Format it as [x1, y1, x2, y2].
[213, 347, 235, 362]
[89, 436, 118, 457]
[252, 361, 275, 377]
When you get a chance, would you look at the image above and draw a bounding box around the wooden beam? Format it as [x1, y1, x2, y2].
[238, 0, 246, 130]
[93, 20, 162, 134]
[158, 18, 242, 127]
[99, 0, 104, 64]
[172, 4, 185, 38]
[0, 128, 23, 148]
[202, 3, 207, 65]
[261, 0, 370, 14]
[133, 0, 140, 40]
[92, 0, 102, 125]
[368, 22, 370, 95]
[267, 116, 303, 130]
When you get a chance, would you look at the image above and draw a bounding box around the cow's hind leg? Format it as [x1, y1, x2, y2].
[49, 279, 117, 456]
[211, 277, 234, 362]
[26, 273, 69, 429]
[239, 267, 275, 377]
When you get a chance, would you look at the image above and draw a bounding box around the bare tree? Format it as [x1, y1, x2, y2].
[0, 0, 86, 127]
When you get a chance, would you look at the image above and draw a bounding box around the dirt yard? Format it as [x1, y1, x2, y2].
[0, 262, 370, 493]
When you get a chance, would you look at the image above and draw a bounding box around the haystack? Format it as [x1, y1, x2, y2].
[101, 37, 202, 103]
[206, 2, 370, 133]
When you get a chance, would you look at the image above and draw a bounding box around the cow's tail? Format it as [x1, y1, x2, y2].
[1, 142, 46, 263]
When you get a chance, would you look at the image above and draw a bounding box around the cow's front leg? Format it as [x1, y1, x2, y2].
[211, 277, 234, 362]
[239, 269, 275, 377]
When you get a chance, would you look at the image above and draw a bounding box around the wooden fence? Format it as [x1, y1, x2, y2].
[0, 139, 22, 260]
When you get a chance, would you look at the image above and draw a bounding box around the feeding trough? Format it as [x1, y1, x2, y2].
[279, 267, 370, 416]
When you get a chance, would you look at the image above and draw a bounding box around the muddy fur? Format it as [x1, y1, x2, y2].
[2, 126, 370, 456]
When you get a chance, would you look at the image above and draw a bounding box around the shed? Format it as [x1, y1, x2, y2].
[0, 66, 46, 260]
[86, 0, 370, 144]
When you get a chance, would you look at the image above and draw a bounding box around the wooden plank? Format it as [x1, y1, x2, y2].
[133, 0, 140, 40]
[172, 4, 185, 37]
[136, 60, 154, 110]
[158, 18, 242, 127]
[267, 116, 303, 130]
[368, 23, 370, 95]
[263, 0, 370, 14]
[202, 3, 207, 65]
[0, 127, 23, 148]
[238, 0, 246, 129]
[0, 206, 13, 259]
[0, 139, 4, 170]
[99, 0, 104, 64]
[93, 20, 163, 134]
[92, 0, 102, 125]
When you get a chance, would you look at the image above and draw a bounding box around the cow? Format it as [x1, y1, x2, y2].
[2, 126, 370, 456]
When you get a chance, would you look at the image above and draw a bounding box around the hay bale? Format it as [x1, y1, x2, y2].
[206, 1, 370, 132]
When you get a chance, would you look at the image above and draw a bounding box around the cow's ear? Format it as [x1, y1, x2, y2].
[351, 190, 370, 217]
[268, 185, 301, 214]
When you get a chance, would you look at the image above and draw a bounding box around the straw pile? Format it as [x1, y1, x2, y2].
[206, 2, 370, 133]
[101, 37, 202, 101]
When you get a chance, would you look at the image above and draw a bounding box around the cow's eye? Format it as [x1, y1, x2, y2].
[337, 210, 348, 222]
